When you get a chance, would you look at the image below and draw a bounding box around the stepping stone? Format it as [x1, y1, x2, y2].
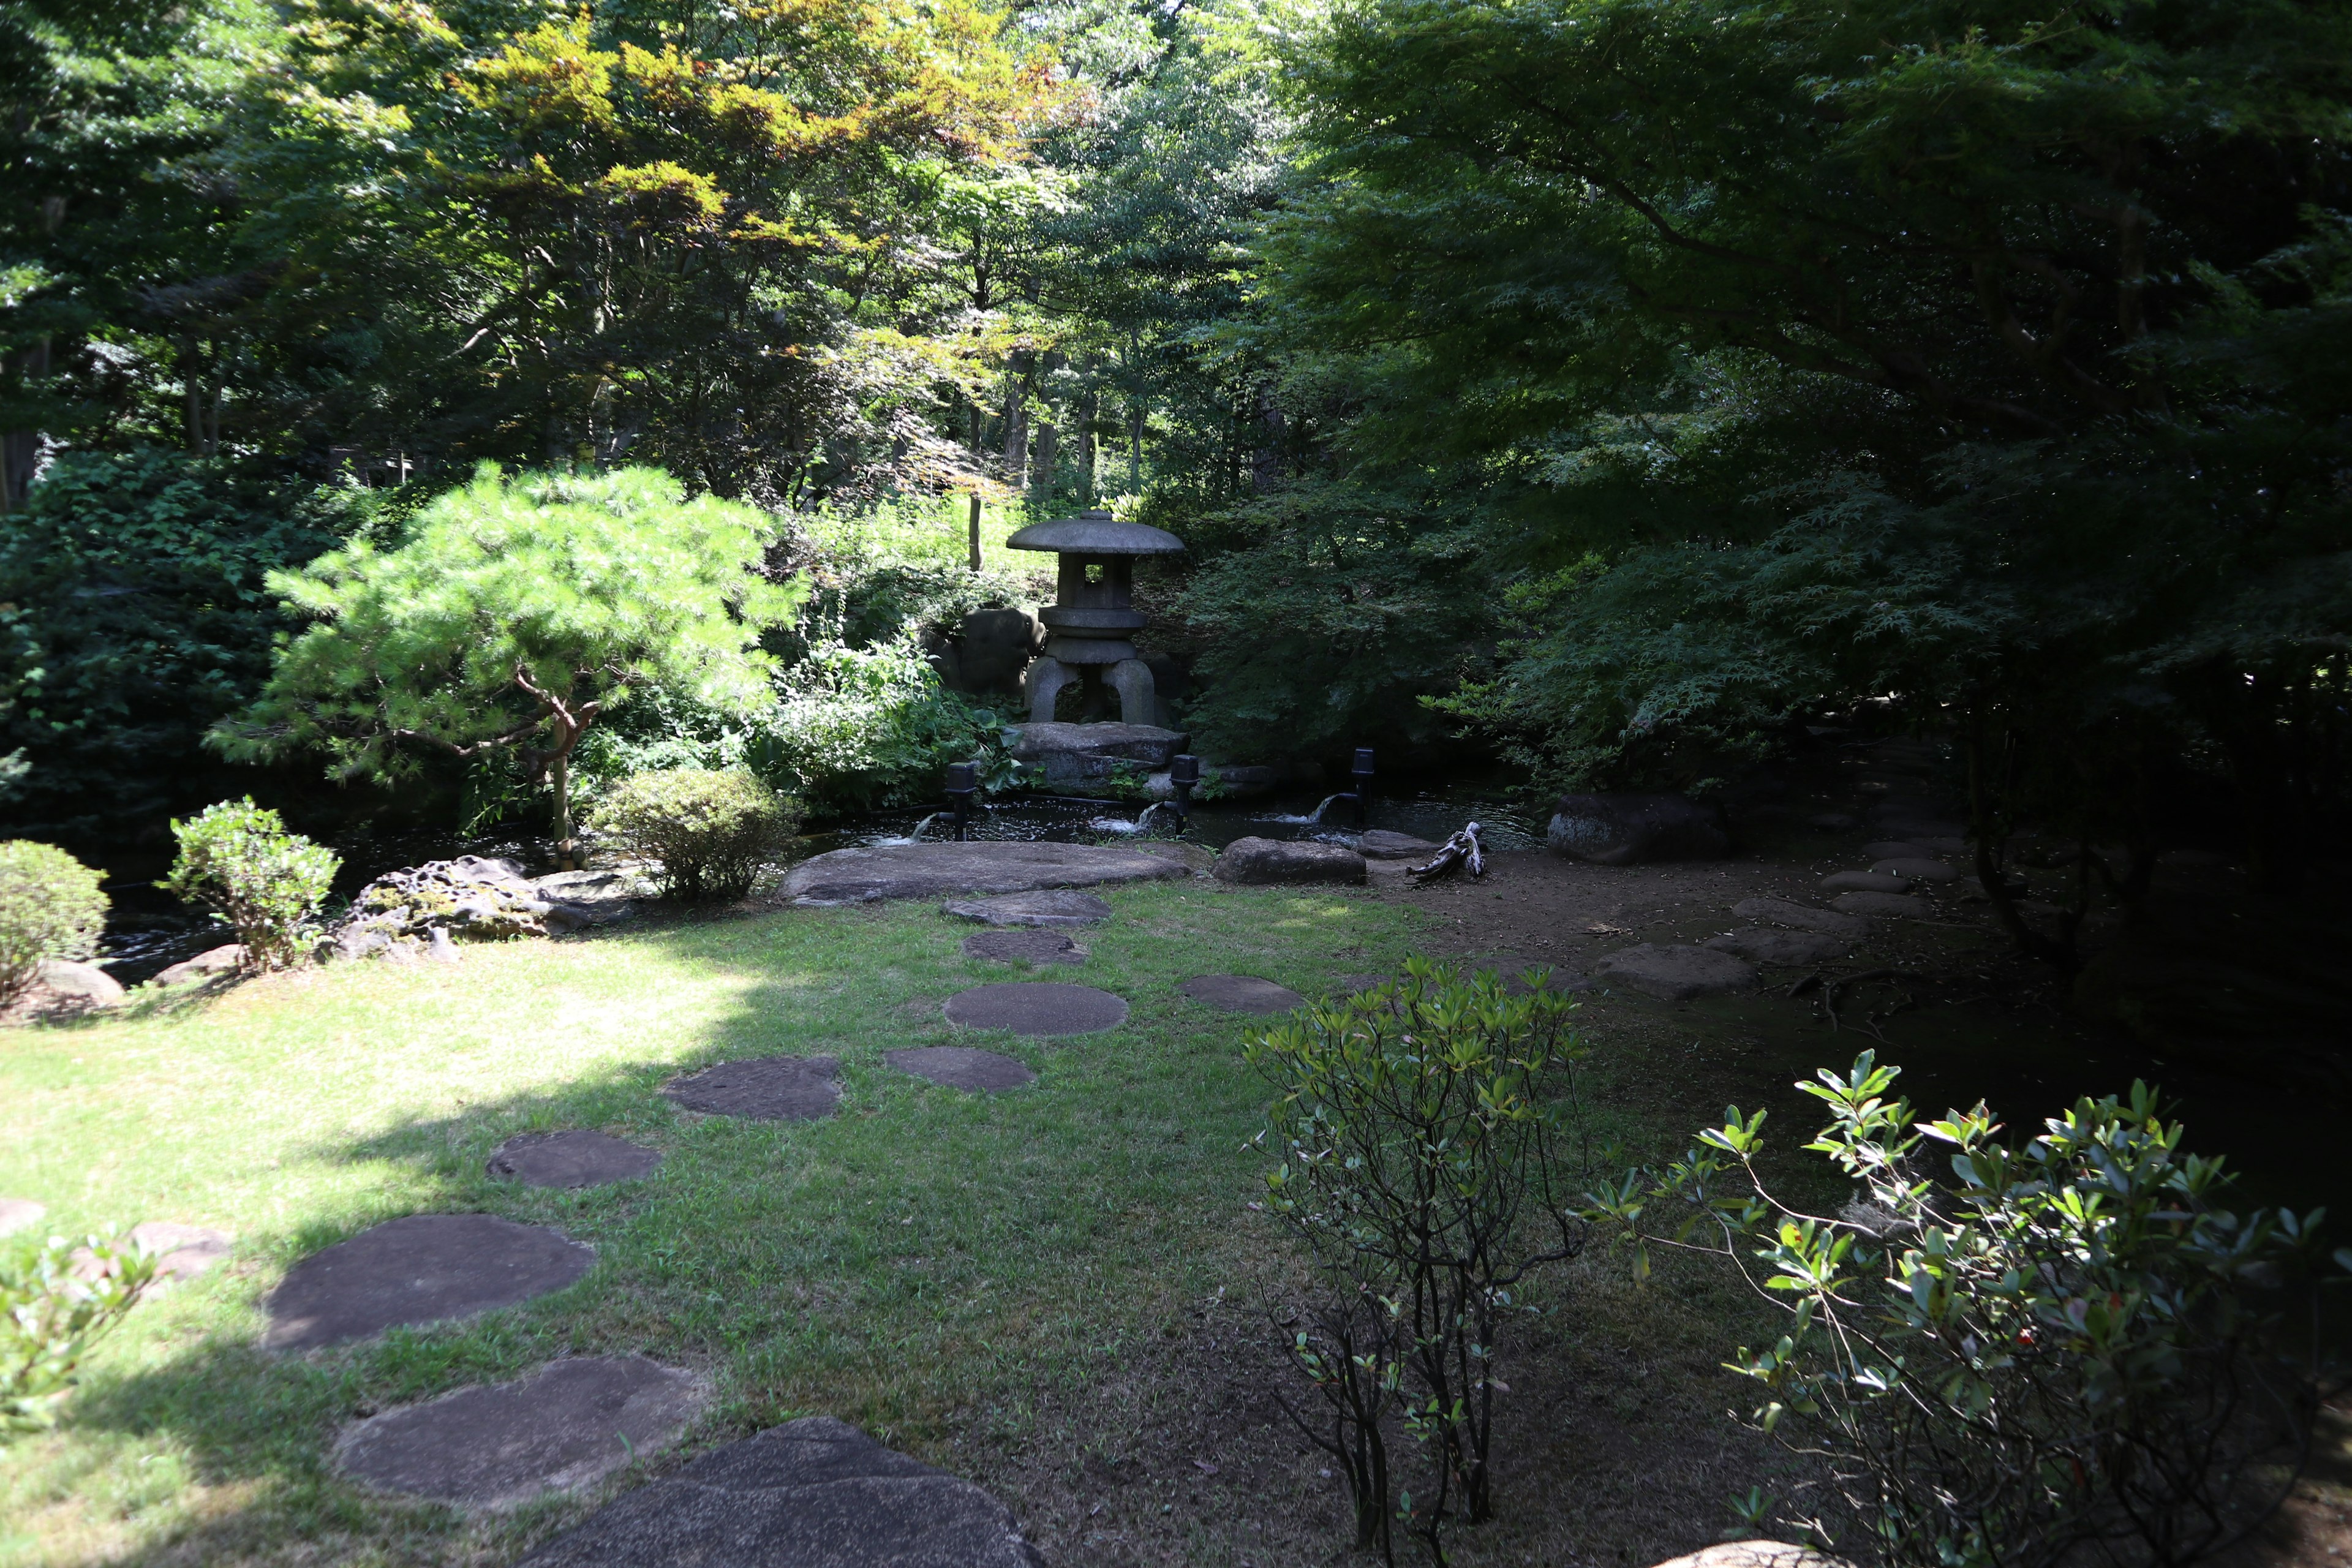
[1706, 929, 1850, 966]
[1732, 897, 1870, 937]
[663, 1057, 842, 1121]
[263, 1215, 594, 1352]
[943, 889, 1114, 927]
[337, 1355, 704, 1507]
[1821, 870, 1911, 894]
[944, 983, 1128, 1036]
[961, 929, 1085, 965]
[1872, 857, 1961, 883]
[129, 1221, 234, 1280]
[1831, 891, 1933, 918]
[488, 1131, 663, 1189]
[1179, 974, 1306, 1015]
[1327, 973, 1390, 997]
[1861, 840, 1931, 859]
[886, 1047, 1037, 1091]
[1358, 829, 1442, 861]
[1212, 837, 1366, 886]
[516, 1415, 1044, 1567]
[787, 842, 1184, 905]
[1501, 967, 1593, 997]
[1593, 943, 1758, 1001]
[0, 1198, 44, 1238]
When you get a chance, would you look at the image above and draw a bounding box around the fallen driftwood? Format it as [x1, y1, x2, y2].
[1407, 822, 1487, 882]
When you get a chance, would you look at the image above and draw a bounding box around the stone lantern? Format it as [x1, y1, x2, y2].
[1007, 509, 1183, 725]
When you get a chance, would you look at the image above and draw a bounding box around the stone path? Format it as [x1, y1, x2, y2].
[943, 889, 1114, 927]
[786, 842, 1185, 905]
[1731, 897, 1869, 937]
[0, 1198, 44, 1237]
[1594, 943, 1759, 1001]
[1821, 870, 1911, 894]
[1872, 856, 1960, 882]
[489, 1131, 663, 1188]
[944, 982, 1128, 1036]
[1178, 974, 1306, 1016]
[1833, 891, 1933, 918]
[264, 1215, 594, 1351]
[962, 929, 1085, 965]
[885, 1047, 1037, 1091]
[1705, 929, 1850, 966]
[663, 1057, 842, 1121]
[337, 1355, 703, 1507]
[516, 1415, 1045, 1567]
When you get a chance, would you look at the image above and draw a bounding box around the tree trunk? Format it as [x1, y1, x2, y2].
[553, 752, 575, 871]
[968, 492, 982, 571]
[1029, 417, 1058, 504]
[1077, 388, 1098, 501]
[1128, 397, 1144, 492]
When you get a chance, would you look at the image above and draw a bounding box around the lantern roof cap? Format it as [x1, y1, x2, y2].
[1005, 510, 1184, 556]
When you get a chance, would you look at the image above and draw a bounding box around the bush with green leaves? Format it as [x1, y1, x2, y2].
[163, 799, 341, 970]
[3, 1232, 158, 1442]
[1249, 960, 1592, 1562]
[587, 768, 801, 902]
[1594, 1054, 2325, 1568]
[0, 841, 108, 1007]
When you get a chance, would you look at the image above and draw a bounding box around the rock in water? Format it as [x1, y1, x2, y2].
[1594, 943, 1758, 1001]
[1730, 897, 1871, 937]
[787, 842, 1185, 905]
[941, 890, 1115, 927]
[516, 1415, 1044, 1567]
[1547, 794, 1729, 865]
[1007, 720, 1188, 785]
[1705, 929, 1850, 966]
[1212, 837, 1366, 886]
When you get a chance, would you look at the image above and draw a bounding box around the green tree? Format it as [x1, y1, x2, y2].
[217, 464, 807, 864]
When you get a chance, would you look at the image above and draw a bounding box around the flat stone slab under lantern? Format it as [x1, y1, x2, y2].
[337, 1355, 705, 1507]
[944, 982, 1128, 1036]
[787, 842, 1185, 905]
[264, 1215, 595, 1352]
[961, 929, 1085, 965]
[1178, 974, 1306, 1016]
[662, 1057, 842, 1121]
[516, 1415, 1045, 1568]
[941, 889, 1115, 928]
[488, 1131, 663, 1189]
[885, 1047, 1038, 1092]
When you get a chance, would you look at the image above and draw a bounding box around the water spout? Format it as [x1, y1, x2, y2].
[1136, 801, 1183, 837]
[1306, 793, 1349, 824]
[910, 811, 947, 840]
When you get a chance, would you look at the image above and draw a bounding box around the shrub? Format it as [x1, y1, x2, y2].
[1248, 960, 1592, 1562]
[587, 767, 801, 901]
[2, 1232, 158, 1442]
[1595, 1053, 2324, 1568]
[163, 799, 341, 970]
[0, 842, 108, 1006]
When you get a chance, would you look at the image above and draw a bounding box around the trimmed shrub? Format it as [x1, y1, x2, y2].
[0, 842, 108, 1007]
[587, 767, 801, 901]
[163, 799, 340, 970]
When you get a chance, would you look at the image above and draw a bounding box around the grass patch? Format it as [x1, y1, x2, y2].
[0, 882, 1425, 1566]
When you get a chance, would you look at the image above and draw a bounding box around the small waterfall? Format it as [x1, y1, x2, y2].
[909, 812, 946, 841]
[1306, 793, 1349, 824]
[1134, 801, 1182, 837]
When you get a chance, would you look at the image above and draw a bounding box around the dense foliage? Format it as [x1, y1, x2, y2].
[1596, 1055, 2325, 1568]
[0, 840, 107, 1005]
[163, 797, 339, 970]
[587, 767, 800, 900]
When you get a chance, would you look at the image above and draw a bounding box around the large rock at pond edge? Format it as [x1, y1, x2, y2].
[33, 959, 125, 1010]
[154, 944, 244, 986]
[1007, 721, 1187, 785]
[1546, 794, 1728, 865]
[787, 842, 1187, 905]
[517, 1415, 1046, 1567]
[1594, 943, 1758, 1001]
[1213, 837, 1366, 886]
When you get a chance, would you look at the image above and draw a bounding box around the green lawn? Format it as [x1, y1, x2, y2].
[0, 881, 1428, 1567]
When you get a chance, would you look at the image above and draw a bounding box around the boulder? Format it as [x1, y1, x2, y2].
[788, 842, 1185, 905]
[1872, 857, 1961, 883]
[1359, 829, 1442, 861]
[155, 943, 246, 986]
[1730, 897, 1871, 937]
[1820, 870, 1911, 894]
[1212, 837, 1366, 887]
[1547, 793, 1728, 865]
[1594, 943, 1758, 1001]
[1706, 929, 1851, 966]
[1006, 721, 1188, 785]
[35, 959, 126, 1010]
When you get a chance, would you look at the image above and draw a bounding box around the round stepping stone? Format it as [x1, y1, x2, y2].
[489, 1130, 663, 1189]
[942, 889, 1114, 927]
[338, 1355, 704, 1507]
[1706, 929, 1850, 966]
[1593, 943, 1758, 1001]
[943, 982, 1127, 1036]
[1862, 840, 1931, 859]
[1179, 974, 1306, 1016]
[885, 1046, 1037, 1091]
[1732, 897, 1870, 937]
[263, 1215, 594, 1352]
[1501, 967, 1593, 997]
[1871, 857, 1961, 883]
[1327, 973, 1390, 997]
[129, 1221, 233, 1280]
[1821, 870, 1912, 894]
[0, 1198, 45, 1238]
[961, 929, 1084, 965]
[1831, 891, 1933, 918]
[662, 1056, 841, 1121]
[517, 1415, 1041, 1567]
